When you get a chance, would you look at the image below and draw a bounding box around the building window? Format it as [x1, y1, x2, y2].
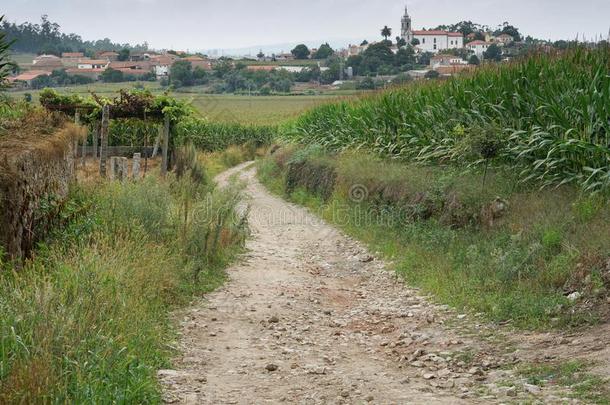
[422, 38, 426, 44]
[434, 38, 437, 44]
[434, 44, 437, 50]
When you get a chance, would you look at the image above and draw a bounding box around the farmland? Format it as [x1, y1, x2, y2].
[9, 83, 347, 124]
[285, 47, 610, 193]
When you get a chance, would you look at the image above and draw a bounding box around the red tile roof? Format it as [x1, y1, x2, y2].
[413, 30, 463, 37]
[467, 40, 493, 46]
[62, 52, 84, 58]
[78, 59, 109, 65]
[9, 70, 49, 82]
[246, 65, 276, 71]
[66, 68, 105, 73]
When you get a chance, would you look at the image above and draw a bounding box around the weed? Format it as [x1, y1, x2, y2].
[518, 361, 609, 404]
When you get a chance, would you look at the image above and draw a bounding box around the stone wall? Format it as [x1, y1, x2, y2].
[0, 124, 83, 260]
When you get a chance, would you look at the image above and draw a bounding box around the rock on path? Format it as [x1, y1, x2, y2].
[159, 162, 589, 404]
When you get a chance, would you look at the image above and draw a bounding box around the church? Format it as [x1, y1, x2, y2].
[401, 6, 464, 53]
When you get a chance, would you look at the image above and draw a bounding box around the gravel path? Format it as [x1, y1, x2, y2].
[159, 163, 601, 404]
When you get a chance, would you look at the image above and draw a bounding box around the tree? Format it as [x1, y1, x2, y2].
[1, 15, 148, 56]
[425, 70, 440, 79]
[483, 44, 502, 62]
[291, 44, 310, 60]
[360, 40, 369, 46]
[553, 40, 569, 50]
[346, 55, 363, 75]
[170, 60, 194, 86]
[257, 50, 265, 59]
[117, 48, 130, 61]
[0, 16, 14, 86]
[213, 58, 233, 78]
[357, 76, 376, 90]
[417, 52, 433, 66]
[395, 46, 415, 67]
[312, 43, 334, 59]
[101, 67, 124, 83]
[396, 37, 407, 47]
[495, 22, 522, 42]
[411, 38, 420, 46]
[363, 42, 395, 64]
[381, 26, 392, 41]
[468, 54, 480, 65]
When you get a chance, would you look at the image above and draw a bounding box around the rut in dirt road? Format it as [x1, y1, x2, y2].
[159, 163, 571, 404]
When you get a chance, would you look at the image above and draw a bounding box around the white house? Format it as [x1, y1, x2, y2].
[77, 59, 109, 70]
[401, 6, 463, 53]
[466, 40, 493, 57]
[429, 54, 467, 69]
[412, 30, 464, 53]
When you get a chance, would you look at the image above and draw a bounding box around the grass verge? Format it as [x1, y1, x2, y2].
[0, 166, 248, 402]
[258, 145, 610, 329]
[518, 361, 609, 404]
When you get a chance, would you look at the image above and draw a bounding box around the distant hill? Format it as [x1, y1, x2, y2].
[201, 38, 364, 58]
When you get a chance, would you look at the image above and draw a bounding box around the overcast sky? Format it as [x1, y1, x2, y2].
[3, 0, 610, 51]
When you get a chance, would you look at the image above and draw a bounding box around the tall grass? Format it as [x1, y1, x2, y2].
[259, 147, 610, 329]
[176, 118, 275, 152]
[0, 174, 248, 402]
[285, 47, 610, 193]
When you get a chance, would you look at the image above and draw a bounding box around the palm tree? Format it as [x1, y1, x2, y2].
[381, 26, 392, 41]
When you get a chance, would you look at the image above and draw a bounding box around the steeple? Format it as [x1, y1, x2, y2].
[401, 3, 413, 43]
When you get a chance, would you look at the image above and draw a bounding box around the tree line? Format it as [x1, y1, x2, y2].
[2, 15, 148, 56]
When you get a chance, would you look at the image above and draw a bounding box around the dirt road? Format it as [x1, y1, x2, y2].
[159, 163, 604, 404]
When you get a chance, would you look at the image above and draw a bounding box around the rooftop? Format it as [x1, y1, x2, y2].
[412, 30, 463, 37]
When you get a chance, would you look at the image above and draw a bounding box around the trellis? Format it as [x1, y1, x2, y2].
[41, 89, 185, 178]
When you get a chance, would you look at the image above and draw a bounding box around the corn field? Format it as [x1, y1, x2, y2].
[285, 47, 610, 193]
[175, 118, 276, 152]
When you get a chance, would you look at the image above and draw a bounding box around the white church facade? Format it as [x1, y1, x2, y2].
[401, 6, 464, 53]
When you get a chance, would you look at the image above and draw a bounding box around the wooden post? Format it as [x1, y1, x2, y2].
[152, 126, 162, 158]
[132, 153, 141, 180]
[92, 123, 99, 159]
[120, 157, 128, 182]
[161, 114, 170, 176]
[74, 111, 81, 170]
[81, 129, 87, 167]
[100, 105, 110, 177]
[109, 156, 118, 180]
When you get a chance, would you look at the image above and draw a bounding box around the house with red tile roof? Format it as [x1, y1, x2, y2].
[96, 51, 120, 61]
[466, 40, 494, 57]
[31, 55, 64, 72]
[182, 56, 212, 70]
[8, 70, 49, 87]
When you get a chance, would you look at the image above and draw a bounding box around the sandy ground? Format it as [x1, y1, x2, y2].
[160, 162, 608, 404]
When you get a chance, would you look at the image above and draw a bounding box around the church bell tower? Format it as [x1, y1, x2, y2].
[401, 5, 413, 44]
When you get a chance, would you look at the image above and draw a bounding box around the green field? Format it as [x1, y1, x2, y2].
[8, 83, 353, 125]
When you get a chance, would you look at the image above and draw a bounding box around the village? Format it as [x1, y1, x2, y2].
[7, 6, 536, 90]
[1, 1, 610, 404]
